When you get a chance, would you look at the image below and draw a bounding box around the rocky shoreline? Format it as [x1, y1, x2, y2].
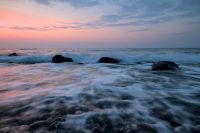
[5, 53, 181, 71]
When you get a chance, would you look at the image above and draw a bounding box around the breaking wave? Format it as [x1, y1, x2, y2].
[0, 48, 200, 64]
[0, 48, 200, 133]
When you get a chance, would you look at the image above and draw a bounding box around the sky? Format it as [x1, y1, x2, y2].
[0, 0, 200, 48]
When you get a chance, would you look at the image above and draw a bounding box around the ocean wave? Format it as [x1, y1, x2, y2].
[0, 49, 200, 64]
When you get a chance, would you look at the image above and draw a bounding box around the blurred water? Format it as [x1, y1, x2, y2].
[0, 48, 200, 64]
[0, 48, 200, 133]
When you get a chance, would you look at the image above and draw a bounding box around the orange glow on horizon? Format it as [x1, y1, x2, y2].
[0, 27, 130, 42]
[0, 8, 63, 26]
[0, 8, 143, 45]
[0, 8, 131, 43]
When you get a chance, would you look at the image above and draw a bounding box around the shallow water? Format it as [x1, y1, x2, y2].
[0, 48, 200, 133]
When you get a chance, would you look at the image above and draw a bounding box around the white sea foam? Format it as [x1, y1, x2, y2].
[0, 48, 199, 64]
[0, 48, 200, 133]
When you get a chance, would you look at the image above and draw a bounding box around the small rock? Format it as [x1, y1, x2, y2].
[8, 61, 14, 63]
[98, 57, 119, 64]
[152, 61, 180, 71]
[8, 53, 18, 56]
[52, 55, 73, 63]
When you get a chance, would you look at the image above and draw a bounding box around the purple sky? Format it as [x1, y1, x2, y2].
[0, 0, 200, 48]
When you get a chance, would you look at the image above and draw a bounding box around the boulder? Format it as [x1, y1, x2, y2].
[152, 61, 180, 71]
[52, 55, 73, 63]
[8, 62, 14, 63]
[8, 53, 18, 56]
[98, 57, 119, 64]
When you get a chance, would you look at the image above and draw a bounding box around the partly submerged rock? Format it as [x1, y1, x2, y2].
[98, 57, 119, 64]
[152, 61, 180, 71]
[8, 62, 14, 64]
[8, 53, 18, 56]
[52, 55, 73, 63]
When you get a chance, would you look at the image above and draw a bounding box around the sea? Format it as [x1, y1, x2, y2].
[0, 48, 200, 133]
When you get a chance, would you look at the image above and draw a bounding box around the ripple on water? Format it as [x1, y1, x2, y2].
[0, 60, 200, 133]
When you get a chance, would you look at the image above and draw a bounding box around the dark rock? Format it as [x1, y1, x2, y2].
[52, 55, 73, 63]
[152, 61, 180, 71]
[8, 62, 14, 63]
[98, 57, 119, 64]
[77, 63, 84, 65]
[8, 53, 18, 56]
